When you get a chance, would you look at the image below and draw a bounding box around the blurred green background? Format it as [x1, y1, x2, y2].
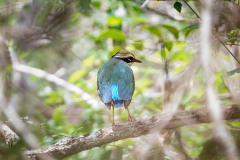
[0, 0, 240, 159]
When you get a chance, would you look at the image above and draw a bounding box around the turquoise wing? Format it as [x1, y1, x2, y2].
[97, 59, 134, 107]
[112, 61, 134, 101]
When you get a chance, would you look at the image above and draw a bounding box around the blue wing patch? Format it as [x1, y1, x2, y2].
[97, 58, 134, 108]
[111, 83, 121, 101]
[111, 83, 124, 108]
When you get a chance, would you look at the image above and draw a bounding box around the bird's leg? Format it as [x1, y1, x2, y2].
[112, 106, 116, 130]
[126, 108, 133, 122]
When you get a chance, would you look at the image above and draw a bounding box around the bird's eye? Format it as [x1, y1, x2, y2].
[127, 57, 134, 62]
[129, 57, 134, 60]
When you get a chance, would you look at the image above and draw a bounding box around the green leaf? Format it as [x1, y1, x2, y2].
[107, 16, 123, 27]
[165, 41, 173, 51]
[182, 24, 199, 37]
[52, 107, 66, 125]
[41, 91, 64, 105]
[92, 1, 101, 8]
[99, 29, 126, 41]
[83, 55, 96, 67]
[170, 50, 190, 62]
[226, 29, 240, 45]
[77, 0, 92, 15]
[70, 13, 81, 24]
[71, 127, 84, 137]
[109, 46, 122, 57]
[174, 1, 182, 13]
[132, 40, 144, 50]
[227, 68, 240, 76]
[142, 26, 162, 38]
[162, 24, 179, 39]
[69, 70, 88, 83]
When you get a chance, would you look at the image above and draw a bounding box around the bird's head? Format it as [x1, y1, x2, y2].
[112, 49, 142, 64]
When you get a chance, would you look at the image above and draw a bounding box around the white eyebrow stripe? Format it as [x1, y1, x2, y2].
[114, 55, 134, 59]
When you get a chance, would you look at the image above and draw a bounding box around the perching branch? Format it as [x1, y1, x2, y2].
[24, 105, 240, 159]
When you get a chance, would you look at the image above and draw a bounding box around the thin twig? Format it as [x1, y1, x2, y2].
[141, 0, 150, 8]
[25, 121, 73, 138]
[216, 36, 240, 64]
[6, 117, 73, 138]
[183, 0, 240, 65]
[182, 0, 200, 19]
[144, 6, 180, 21]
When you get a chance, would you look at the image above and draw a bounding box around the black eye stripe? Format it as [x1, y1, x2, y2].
[126, 57, 135, 62]
[113, 56, 134, 63]
[129, 56, 134, 60]
[127, 57, 132, 61]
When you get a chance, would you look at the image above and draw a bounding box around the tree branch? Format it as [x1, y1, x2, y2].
[0, 121, 20, 145]
[12, 63, 99, 108]
[24, 105, 240, 159]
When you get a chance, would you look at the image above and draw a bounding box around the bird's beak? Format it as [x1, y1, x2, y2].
[133, 58, 142, 63]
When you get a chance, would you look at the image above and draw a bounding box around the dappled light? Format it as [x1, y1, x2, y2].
[0, 0, 240, 160]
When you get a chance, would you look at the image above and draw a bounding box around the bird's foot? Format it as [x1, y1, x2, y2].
[128, 116, 133, 123]
[112, 121, 120, 130]
[112, 121, 116, 130]
[112, 122, 122, 131]
[126, 108, 133, 123]
[112, 125, 116, 131]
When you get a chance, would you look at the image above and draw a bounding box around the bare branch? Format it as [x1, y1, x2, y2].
[143, 6, 180, 21]
[142, 1, 198, 23]
[200, 0, 239, 159]
[0, 38, 56, 160]
[141, 0, 150, 8]
[12, 63, 99, 108]
[24, 105, 240, 159]
[183, 0, 240, 65]
[0, 121, 20, 145]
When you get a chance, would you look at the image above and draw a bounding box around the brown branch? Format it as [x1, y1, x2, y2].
[144, 6, 179, 21]
[24, 105, 240, 159]
[0, 121, 20, 145]
[142, 3, 198, 23]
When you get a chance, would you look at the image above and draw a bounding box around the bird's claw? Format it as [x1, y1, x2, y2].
[128, 116, 133, 123]
[112, 122, 120, 131]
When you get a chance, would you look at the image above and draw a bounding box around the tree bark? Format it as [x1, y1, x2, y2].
[0, 121, 19, 145]
[24, 105, 240, 159]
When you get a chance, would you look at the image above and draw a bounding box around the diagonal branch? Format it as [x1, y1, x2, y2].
[0, 120, 20, 145]
[182, 0, 240, 65]
[8, 46, 98, 108]
[12, 64, 99, 108]
[24, 105, 240, 159]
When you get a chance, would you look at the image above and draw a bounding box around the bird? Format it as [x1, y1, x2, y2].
[97, 49, 142, 129]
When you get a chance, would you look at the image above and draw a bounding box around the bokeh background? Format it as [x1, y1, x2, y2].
[0, 0, 240, 159]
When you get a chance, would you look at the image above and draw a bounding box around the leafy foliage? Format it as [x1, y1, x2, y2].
[0, 0, 240, 160]
[174, 1, 182, 13]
